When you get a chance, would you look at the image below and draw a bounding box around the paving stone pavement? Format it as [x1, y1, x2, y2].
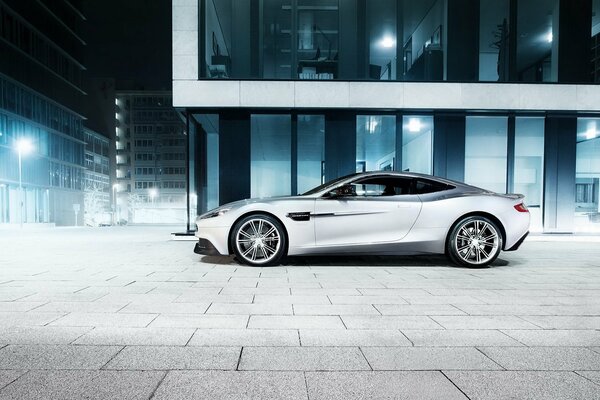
[0, 226, 599, 399]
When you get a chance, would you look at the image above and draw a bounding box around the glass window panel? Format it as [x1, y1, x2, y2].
[367, 0, 396, 80]
[402, 116, 433, 174]
[297, 115, 324, 194]
[356, 115, 396, 173]
[517, 0, 556, 82]
[479, 0, 509, 81]
[575, 118, 600, 232]
[251, 115, 291, 197]
[465, 116, 508, 193]
[514, 117, 544, 206]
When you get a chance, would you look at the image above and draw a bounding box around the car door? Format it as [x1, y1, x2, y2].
[314, 175, 422, 247]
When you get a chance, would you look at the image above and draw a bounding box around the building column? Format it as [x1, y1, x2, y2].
[433, 113, 466, 182]
[554, 0, 593, 83]
[445, 0, 480, 81]
[543, 115, 577, 232]
[324, 111, 356, 182]
[219, 111, 251, 204]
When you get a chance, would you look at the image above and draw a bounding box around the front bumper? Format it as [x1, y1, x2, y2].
[193, 238, 222, 256]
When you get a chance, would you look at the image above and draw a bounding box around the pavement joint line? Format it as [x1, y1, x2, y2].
[474, 347, 507, 370]
[145, 314, 161, 328]
[41, 312, 68, 327]
[398, 329, 415, 346]
[302, 371, 310, 400]
[69, 326, 95, 345]
[573, 370, 600, 386]
[99, 345, 126, 370]
[235, 347, 244, 371]
[497, 330, 530, 347]
[148, 370, 169, 400]
[357, 346, 373, 371]
[0, 369, 27, 392]
[440, 370, 473, 400]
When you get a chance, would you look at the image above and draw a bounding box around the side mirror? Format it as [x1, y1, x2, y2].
[327, 184, 355, 198]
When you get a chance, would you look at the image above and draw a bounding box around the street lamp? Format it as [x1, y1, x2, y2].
[16, 139, 33, 228]
[149, 188, 158, 206]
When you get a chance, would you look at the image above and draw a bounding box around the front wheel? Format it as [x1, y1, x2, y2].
[230, 214, 287, 266]
[447, 216, 503, 267]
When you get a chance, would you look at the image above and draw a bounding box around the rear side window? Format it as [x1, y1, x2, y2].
[414, 179, 454, 194]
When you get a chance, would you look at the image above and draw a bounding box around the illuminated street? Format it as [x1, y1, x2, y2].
[0, 227, 599, 399]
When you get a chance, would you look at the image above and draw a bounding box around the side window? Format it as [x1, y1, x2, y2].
[414, 179, 454, 194]
[351, 177, 413, 197]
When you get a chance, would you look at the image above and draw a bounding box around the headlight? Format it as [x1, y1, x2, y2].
[199, 207, 231, 220]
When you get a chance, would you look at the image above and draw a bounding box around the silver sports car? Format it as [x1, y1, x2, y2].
[194, 172, 530, 267]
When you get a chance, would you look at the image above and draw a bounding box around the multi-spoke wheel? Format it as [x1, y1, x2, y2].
[447, 216, 503, 267]
[230, 214, 287, 266]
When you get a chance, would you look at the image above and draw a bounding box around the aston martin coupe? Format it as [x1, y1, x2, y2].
[194, 172, 530, 267]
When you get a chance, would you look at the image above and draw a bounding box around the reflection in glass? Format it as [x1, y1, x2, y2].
[575, 118, 600, 232]
[367, 0, 397, 80]
[479, 0, 509, 81]
[264, 0, 292, 79]
[402, 116, 433, 174]
[251, 115, 291, 198]
[356, 115, 396, 173]
[297, 115, 325, 194]
[517, 0, 555, 82]
[514, 117, 544, 231]
[465, 116, 508, 193]
[296, 0, 339, 80]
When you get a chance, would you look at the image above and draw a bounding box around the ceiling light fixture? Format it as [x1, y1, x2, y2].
[381, 36, 395, 48]
[546, 31, 553, 43]
[408, 118, 421, 133]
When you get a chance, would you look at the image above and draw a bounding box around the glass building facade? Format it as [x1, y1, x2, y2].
[174, 0, 600, 233]
[114, 92, 188, 224]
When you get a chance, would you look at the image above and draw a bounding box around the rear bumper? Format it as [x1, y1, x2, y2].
[193, 238, 222, 256]
[506, 231, 529, 251]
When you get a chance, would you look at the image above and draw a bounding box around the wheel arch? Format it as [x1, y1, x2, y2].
[445, 211, 507, 253]
[227, 210, 290, 255]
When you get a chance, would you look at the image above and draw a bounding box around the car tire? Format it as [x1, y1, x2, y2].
[230, 214, 287, 267]
[446, 215, 503, 267]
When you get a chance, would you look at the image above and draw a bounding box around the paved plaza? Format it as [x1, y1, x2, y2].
[0, 226, 600, 399]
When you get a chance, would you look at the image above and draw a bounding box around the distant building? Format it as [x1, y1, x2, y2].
[83, 127, 111, 226]
[114, 92, 187, 224]
[0, 0, 87, 226]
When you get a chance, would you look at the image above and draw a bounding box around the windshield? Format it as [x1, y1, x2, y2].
[301, 173, 360, 195]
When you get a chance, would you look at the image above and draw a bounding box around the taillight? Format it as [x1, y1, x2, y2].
[514, 202, 529, 213]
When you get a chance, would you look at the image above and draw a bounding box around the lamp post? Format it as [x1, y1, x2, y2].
[16, 139, 33, 228]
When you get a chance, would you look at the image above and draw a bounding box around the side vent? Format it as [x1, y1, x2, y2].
[287, 212, 311, 222]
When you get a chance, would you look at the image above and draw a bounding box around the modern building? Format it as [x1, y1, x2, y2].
[0, 0, 87, 226]
[83, 127, 111, 226]
[114, 91, 187, 224]
[173, 0, 600, 233]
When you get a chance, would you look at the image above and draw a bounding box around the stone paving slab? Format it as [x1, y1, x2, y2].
[0, 370, 165, 400]
[248, 316, 345, 330]
[48, 312, 157, 328]
[0, 344, 122, 369]
[445, 371, 600, 400]
[299, 329, 411, 347]
[152, 371, 308, 400]
[479, 347, 600, 370]
[0, 326, 91, 345]
[361, 346, 502, 370]
[238, 347, 371, 371]
[73, 327, 196, 346]
[188, 328, 300, 346]
[104, 345, 240, 370]
[305, 371, 469, 400]
[341, 315, 442, 330]
[501, 329, 600, 346]
[0, 370, 26, 390]
[401, 329, 523, 347]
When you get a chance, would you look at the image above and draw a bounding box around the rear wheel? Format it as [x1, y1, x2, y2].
[231, 214, 287, 266]
[447, 216, 502, 267]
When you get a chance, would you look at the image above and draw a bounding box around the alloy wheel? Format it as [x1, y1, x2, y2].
[235, 218, 281, 265]
[454, 219, 500, 265]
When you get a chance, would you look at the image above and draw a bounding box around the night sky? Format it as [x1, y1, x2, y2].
[82, 0, 172, 90]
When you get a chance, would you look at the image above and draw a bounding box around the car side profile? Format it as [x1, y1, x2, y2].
[194, 172, 530, 267]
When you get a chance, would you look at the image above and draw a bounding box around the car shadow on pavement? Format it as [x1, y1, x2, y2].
[199, 254, 510, 269]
